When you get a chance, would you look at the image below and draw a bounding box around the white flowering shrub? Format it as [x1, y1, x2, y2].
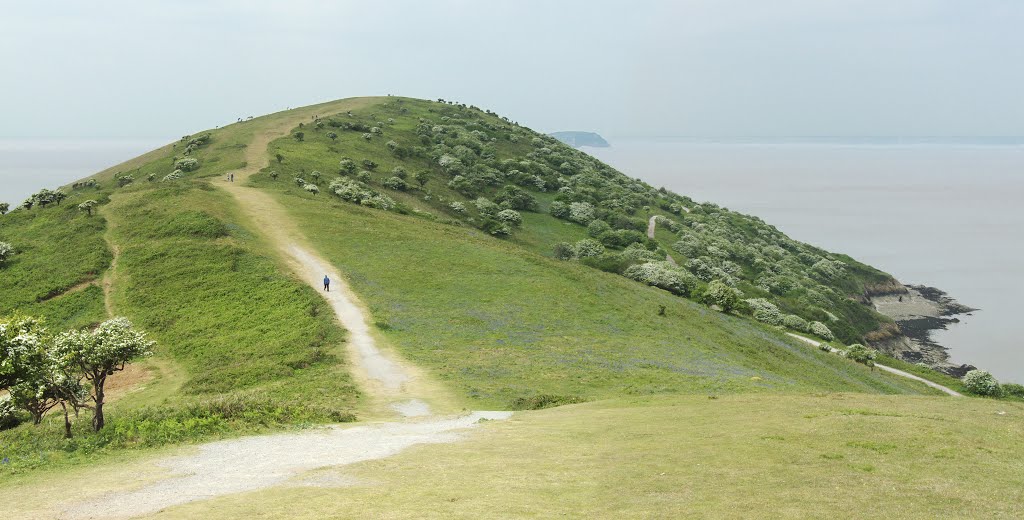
[623, 261, 699, 296]
[386, 140, 399, 152]
[497, 209, 522, 226]
[620, 243, 660, 263]
[162, 170, 183, 182]
[812, 259, 846, 280]
[549, 201, 569, 219]
[175, 157, 199, 172]
[370, 126, 383, 135]
[746, 298, 783, 325]
[702, 279, 742, 311]
[808, 321, 835, 341]
[962, 370, 1001, 396]
[574, 239, 605, 258]
[782, 314, 809, 332]
[474, 197, 499, 218]
[361, 194, 396, 210]
[568, 202, 595, 224]
[0, 241, 13, 263]
[339, 158, 357, 174]
[0, 393, 19, 430]
[449, 201, 467, 213]
[304, 184, 320, 195]
[77, 200, 98, 216]
[438, 154, 462, 172]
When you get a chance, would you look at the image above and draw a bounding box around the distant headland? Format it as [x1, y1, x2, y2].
[549, 131, 609, 148]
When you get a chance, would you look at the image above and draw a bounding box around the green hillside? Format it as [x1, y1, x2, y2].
[0, 96, 979, 475]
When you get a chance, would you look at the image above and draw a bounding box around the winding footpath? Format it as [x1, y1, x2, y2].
[786, 333, 963, 396]
[64, 104, 509, 519]
[648, 215, 677, 265]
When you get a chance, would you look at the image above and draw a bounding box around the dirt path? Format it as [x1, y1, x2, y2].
[62, 410, 511, 519]
[216, 100, 456, 416]
[647, 215, 678, 265]
[785, 333, 963, 396]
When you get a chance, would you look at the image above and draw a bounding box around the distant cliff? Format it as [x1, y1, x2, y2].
[549, 131, 609, 148]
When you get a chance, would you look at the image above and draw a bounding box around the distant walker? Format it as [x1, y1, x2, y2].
[323, 275, 330, 292]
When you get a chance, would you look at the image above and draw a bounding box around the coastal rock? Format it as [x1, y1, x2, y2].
[868, 285, 978, 377]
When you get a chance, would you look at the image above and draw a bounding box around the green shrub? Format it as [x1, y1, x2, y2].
[1002, 383, 1024, 399]
[782, 314, 809, 332]
[702, 280, 742, 311]
[552, 242, 574, 260]
[574, 239, 605, 258]
[175, 157, 200, 172]
[844, 344, 877, 367]
[962, 370, 1001, 396]
[509, 394, 584, 410]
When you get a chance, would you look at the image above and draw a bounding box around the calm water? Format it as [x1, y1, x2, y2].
[0, 138, 171, 205]
[588, 138, 1024, 384]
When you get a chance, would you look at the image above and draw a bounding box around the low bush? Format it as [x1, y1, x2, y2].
[962, 370, 1001, 396]
[843, 344, 877, 367]
[574, 239, 605, 258]
[809, 321, 836, 341]
[509, 394, 584, 410]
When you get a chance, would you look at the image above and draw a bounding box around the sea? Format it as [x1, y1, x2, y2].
[0, 138, 172, 206]
[1, 137, 1022, 383]
[587, 137, 1024, 384]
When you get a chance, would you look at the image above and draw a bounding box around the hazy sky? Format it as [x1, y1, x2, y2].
[2, 0, 1022, 138]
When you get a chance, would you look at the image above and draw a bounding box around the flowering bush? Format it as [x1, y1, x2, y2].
[587, 219, 611, 237]
[843, 344, 877, 366]
[175, 157, 199, 172]
[0, 394, 19, 430]
[449, 201, 467, 213]
[339, 158, 356, 174]
[382, 176, 408, 191]
[0, 241, 13, 263]
[623, 261, 699, 296]
[574, 239, 605, 258]
[162, 170, 183, 182]
[808, 321, 835, 341]
[962, 370, 1001, 396]
[497, 209, 522, 226]
[782, 314, 809, 332]
[304, 184, 320, 195]
[746, 298, 783, 325]
[473, 197, 500, 218]
[568, 202, 595, 224]
[549, 201, 569, 219]
[702, 280, 742, 311]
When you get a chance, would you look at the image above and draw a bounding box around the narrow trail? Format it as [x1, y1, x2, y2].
[786, 333, 963, 396]
[647, 215, 678, 265]
[215, 102, 451, 415]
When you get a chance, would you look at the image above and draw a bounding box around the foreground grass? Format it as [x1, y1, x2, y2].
[4, 393, 1016, 519]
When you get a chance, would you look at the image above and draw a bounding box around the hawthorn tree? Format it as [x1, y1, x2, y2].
[78, 200, 98, 216]
[0, 202, 8, 215]
[327, 132, 338, 142]
[52, 318, 154, 431]
[294, 131, 305, 142]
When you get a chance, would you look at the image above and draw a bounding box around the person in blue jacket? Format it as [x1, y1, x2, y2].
[323, 275, 330, 292]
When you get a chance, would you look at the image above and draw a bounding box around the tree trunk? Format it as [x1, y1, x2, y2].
[92, 374, 106, 431]
[61, 402, 73, 439]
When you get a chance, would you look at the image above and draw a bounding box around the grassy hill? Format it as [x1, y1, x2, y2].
[0, 96, 985, 477]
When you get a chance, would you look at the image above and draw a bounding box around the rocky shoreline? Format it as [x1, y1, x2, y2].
[868, 285, 978, 377]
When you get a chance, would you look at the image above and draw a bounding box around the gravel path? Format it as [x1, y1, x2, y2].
[63, 411, 512, 519]
[785, 333, 963, 396]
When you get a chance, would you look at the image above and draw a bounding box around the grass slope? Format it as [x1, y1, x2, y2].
[3, 393, 1020, 519]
